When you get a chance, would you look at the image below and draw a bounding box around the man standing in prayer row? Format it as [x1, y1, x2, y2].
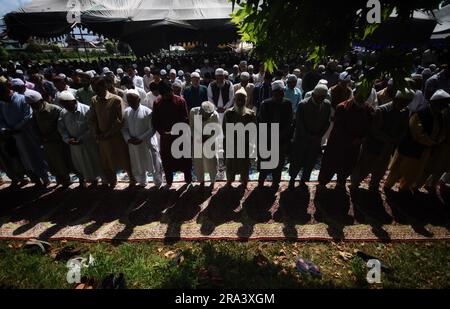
[75, 72, 95, 106]
[26, 90, 72, 187]
[89, 77, 134, 188]
[0, 82, 49, 186]
[189, 101, 220, 189]
[350, 89, 413, 192]
[318, 85, 372, 191]
[53, 75, 77, 107]
[253, 72, 272, 111]
[385, 89, 447, 192]
[122, 89, 162, 187]
[289, 84, 331, 190]
[183, 72, 208, 110]
[223, 88, 257, 189]
[58, 91, 103, 187]
[233, 72, 255, 110]
[152, 81, 192, 187]
[257, 80, 293, 189]
[143, 67, 153, 93]
[284, 74, 302, 116]
[423, 90, 450, 192]
[208, 68, 235, 122]
[127, 67, 144, 90]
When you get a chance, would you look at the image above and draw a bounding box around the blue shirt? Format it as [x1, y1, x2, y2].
[284, 87, 302, 113]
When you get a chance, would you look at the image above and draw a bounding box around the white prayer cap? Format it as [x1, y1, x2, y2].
[57, 73, 66, 80]
[169, 69, 176, 75]
[387, 78, 394, 86]
[125, 88, 140, 98]
[85, 71, 95, 78]
[317, 79, 328, 86]
[58, 90, 76, 102]
[132, 64, 138, 69]
[16, 69, 24, 75]
[235, 87, 248, 97]
[201, 101, 215, 114]
[11, 78, 25, 87]
[144, 66, 151, 72]
[116, 68, 124, 74]
[271, 80, 285, 91]
[233, 64, 239, 69]
[204, 59, 209, 64]
[172, 80, 182, 88]
[24, 90, 43, 104]
[178, 70, 184, 77]
[191, 72, 200, 78]
[339, 71, 351, 81]
[395, 88, 415, 100]
[215, 68, 224, 76]
[75, 69, 83, 73]
[224, 70, 229, 76]
[318, 64, 326, 70]
[313, 84, 329, 96]
[248, 64, 254, 69]
[240, 72, 250, 80]
[287, 74, 298, 82]
[195, 69, 201, 73]
[166, 64, 172, 70]
[293, 68, 301, 74]
[160, 69, 167, 76]
[430, 89, 450, 101]
[102, 67, 110, 74]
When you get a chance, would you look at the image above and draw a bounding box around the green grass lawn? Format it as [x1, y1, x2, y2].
[1, 240, 449, 289]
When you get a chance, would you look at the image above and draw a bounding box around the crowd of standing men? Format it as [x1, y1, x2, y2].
[0, 53, 449, 197]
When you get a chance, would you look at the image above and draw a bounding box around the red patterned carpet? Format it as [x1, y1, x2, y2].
[0, 181, 450, 242]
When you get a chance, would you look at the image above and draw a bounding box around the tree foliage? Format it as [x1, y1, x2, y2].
[231, 0, 442, 93]
[0, 46, 8, 63]
[104, 40, 117, 55]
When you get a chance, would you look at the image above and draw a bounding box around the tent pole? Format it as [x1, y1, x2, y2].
[79, 25, 89, 62]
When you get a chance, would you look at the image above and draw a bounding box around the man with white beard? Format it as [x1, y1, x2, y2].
[207, 68, 234, 122]
[122, 89, 162, 187]
[58, 91, 103, 187]
[189, 101, 220, 189]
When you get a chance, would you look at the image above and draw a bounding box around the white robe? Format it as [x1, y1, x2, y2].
[189, 107, 220, 182]
[57, 103, 103, 182]
[122, 104, 161, 185]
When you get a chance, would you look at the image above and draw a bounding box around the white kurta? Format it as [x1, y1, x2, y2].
[122, 104, 161, 185]
[189, 107, 220, 183]
[57, 103, 103, 182]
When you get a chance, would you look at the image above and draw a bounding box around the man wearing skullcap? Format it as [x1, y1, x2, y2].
[424, 65, 450, 101]
[351, 88, 412, 192]
[229, 65, 240, 84]
[189, 101, 220, 188]
[207, 68, 235, 122]
[377, 78, 396, 106]
[0, 83, 50, 187]
[122, 89, 162, 187]
[317, 84, 373, 192]
[169, 69, 177, 85]
[58, 90, 103, 187]
[152, 81, 192, 187]
[126, 67, 144, 90]
[75, 72, 95, 106]
[200, 60, 214, 78]
[233, 72, 255, 110]
[303, 79, 331, 101]
[11, 78, 34, 97]
[172, 80, 183, 96]
[284, 74, 302, 115]
[29, 73, 57, 103]
[322, 61, 340, 88]
[289, 84, 331, 190]
[26, 90, 72, 186]
[257, 80, 293, 189]
[423, 90, 450, 192]
[223, 88, 256, 189]
[386, 89, 448, 192]
[120, 76, 147, 111]
[330, 72, 353, 110]
[182, 72, 208, 110]
[253, 64, 266, 88]
[89, 77, 134, 188]
[143, 67, 154, 93]
[53, 75, 77, 107]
